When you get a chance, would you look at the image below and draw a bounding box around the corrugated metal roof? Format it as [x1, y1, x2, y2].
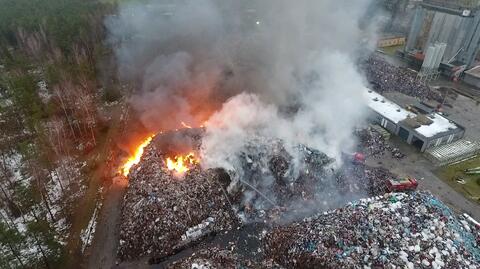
[425, 140, 480, 166]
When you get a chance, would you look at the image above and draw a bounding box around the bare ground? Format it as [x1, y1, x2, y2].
[86, 177, 129, 269]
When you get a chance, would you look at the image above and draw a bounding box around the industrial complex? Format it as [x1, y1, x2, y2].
[365, 89, 465, 152]
[403, 0, 480, 79]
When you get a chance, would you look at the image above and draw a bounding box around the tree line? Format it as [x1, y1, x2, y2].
[0, 0, 124, 267]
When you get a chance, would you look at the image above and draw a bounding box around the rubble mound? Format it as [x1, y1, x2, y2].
[118, 139, 238, 261]
[165, 247, 281, 269]
[117, 132, 405, 263]
[229, 140, 338, 221]
[356, 127, 404, 159]
[264, 192, 480, 269]
[337, 165, 394, 196]
[363, 56, 443, 102]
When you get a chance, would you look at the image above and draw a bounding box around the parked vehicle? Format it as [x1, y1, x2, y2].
[387, 177, 418, 192]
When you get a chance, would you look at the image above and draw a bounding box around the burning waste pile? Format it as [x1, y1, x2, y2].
[116, 129, 403, 263]
[117, 130, 239, 261]
[263, 192, 480, 269]
[106, 0, 480, 267]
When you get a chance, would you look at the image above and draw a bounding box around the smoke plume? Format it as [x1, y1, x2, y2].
[107, 0, 382, 215]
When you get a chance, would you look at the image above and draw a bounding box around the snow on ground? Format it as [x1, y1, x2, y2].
[0, 152, 87, 267]
[37, 80, 52, 104]
[47, 158, 88, 238]
[80, 199, 102, 253]
[2, 151, 30, 186]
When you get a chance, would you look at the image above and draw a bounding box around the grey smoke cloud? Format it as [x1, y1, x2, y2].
[107, 0, 383, 215]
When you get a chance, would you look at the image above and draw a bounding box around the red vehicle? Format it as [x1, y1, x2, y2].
[353, 152, 366, 164]
[387, 177, 418, 192]
[342, 152, 366, 165]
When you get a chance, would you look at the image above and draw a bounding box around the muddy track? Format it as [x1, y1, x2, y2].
[86, 178, 127, 269]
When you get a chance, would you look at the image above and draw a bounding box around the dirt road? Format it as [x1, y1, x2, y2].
[85, 177, 128, 269]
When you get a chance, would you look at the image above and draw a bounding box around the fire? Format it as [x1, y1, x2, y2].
[120, 136, 154, 177]
[181, 121, 192, 129]
[166, 152, 199, 174]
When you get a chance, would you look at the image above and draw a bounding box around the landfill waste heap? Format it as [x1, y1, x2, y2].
[117, 131, 479, 268]
[263, 192, 480, 269]
[163, 193, 480, 269]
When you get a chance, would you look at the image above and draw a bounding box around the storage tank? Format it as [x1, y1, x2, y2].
[422, 45, 436, 69]
[433, 43, 447, 69]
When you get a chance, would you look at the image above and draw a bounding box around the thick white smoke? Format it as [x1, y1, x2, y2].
[200, 0, 378, 165]
[107, 0, 383, 213]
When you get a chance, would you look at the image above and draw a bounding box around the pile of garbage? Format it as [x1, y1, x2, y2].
[117, 132, 404, 262]
[117, 139, 239, 261]
[166, 247, 246, 269]
[225, 138, 339, 222]
[356, 127, 405, 159]
[337, 164, 395, 196]
[263, 191, 480, 269]
[165, 247, 281, 269]
[363, 56, 443, 102]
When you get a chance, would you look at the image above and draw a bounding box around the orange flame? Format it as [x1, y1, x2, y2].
[166, 152, 198, 174]
[120, 136, 154, 177]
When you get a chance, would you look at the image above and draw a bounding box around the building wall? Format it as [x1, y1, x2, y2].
[397, 121, 465, 152]
[464, 73, 480, 88]
[378, 37, 406, 48]
[424, 128, 465, 151]
[426, 12, 469, 62]
[369, 112, 399, 134]
[367, 108, 464, 152]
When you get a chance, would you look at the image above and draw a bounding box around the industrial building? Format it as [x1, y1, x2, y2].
[364, 90, 465, 152]
[377, 35, 406, 48]
[464, 65, 480, 87]
[403, 0, 480, 80]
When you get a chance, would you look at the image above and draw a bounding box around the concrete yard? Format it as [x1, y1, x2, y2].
[369, 90, 480, 219]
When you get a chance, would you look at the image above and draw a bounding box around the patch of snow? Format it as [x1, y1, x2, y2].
[37, 80, 51, 104]
[364, 90, 415, 124]
[415, 113, 459, 138]
[80, 200, 101, 253]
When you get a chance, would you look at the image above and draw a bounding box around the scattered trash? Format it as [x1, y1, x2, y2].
[364, 56, 443, 102]
[264, 192, 480, 269]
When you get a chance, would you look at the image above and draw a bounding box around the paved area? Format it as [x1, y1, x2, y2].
[384, 91, 480, 141]
[379, 89, 480, 220]
[366, 135, 480, 220]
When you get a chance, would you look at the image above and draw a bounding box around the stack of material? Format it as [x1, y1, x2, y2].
[117, 132, 410, 263]
[264, 192, 480, 269]
[370, 124, 390, 140]
[166, 247, 281, 269]
[356, 127, 405, 159]
[166, 247, 246, 269]
[117, 142, 238, 262]
[364, 56, 443, 102]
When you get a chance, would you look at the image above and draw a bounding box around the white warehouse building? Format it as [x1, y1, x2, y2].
[364, 90, 465, 152]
